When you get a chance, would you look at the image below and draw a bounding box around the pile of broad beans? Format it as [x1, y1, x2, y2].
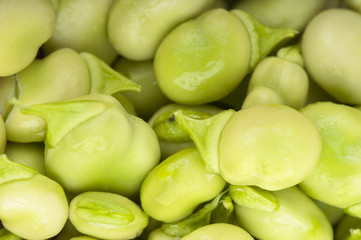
[2, 0, 361, 239]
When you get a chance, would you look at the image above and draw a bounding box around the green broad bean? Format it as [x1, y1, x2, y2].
[175, 103, 321, 190]
[5, 48, 140, 143]
[301, 8, 361, 105]
[299, 102, 361, 212]
[0, 0, 55, 77]
[4, 142, 45, 175]
[154, 7, 296, 105]
[234, 0, 327, 31]
[179, 223, 254, 240]
[112, 58, 171, 120]
[278, 43, 336, 105]
[107, 0, 214, 61]
[15, 94, 160, 197]
[242, 45, 309, 109]
[0, 154, 68, 240]
[218, 104, 320, 190]
[154, 8, 250, 105]
[234, 186, 333, 240]
[69, 191, 148, 240]
[148, 103, 221, 159]
[140, 147, 226, 223]
[4, 1, 361, 239]
[43, 0, 117, 65]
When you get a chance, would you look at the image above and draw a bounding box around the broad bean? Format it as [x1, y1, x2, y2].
[2, 1, 361, 239]
[69, 191, 148, 240]
[302, 8, 361, 105]
[0, 154, 68, 239]
[0, 0, 55, 76]
[154, 8, 250, 105]
[15, 94, 160, 197]
[299, 102, 361, 214]
[242, 44, 309, 109]
[175, 103, 321, 190]
[140, 147, 226, 223]
[233, 186, 333, 239]
[155, 8, 296, 105]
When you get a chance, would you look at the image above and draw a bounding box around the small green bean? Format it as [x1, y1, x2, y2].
[0, 0, 55, 76]
[69, 191, 148, 240]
